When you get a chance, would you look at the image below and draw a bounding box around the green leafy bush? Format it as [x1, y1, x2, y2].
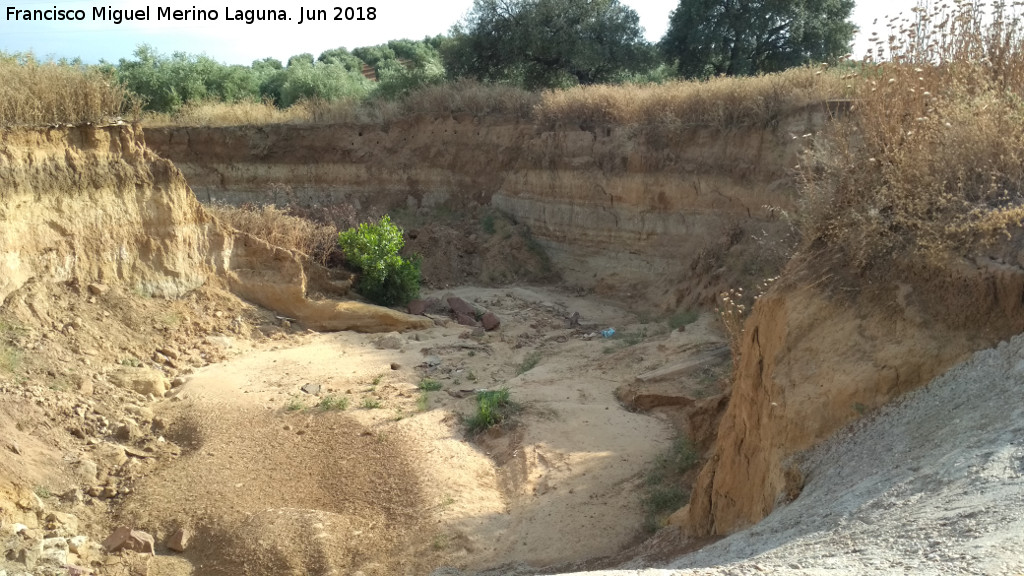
[337, 215, 421, 306]
[465, 388, 517, 433]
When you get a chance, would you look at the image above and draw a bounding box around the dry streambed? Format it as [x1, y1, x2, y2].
[116, 287, 727, 575]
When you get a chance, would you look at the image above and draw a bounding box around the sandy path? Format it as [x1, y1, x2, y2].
[121, 286, 709, 575]
[569, 333, 1024, 576]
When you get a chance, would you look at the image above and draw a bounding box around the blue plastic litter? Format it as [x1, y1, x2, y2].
[601, 328, 616, 338]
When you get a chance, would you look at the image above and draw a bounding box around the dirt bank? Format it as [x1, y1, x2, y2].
[681, 255, 1024, 537]
[145, 107, 829, 307]
[569, 330, 1024, 576]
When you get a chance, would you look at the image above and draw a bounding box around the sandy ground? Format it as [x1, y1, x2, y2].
[567, 333, 1024, 576]
[118, 286, 724, 575]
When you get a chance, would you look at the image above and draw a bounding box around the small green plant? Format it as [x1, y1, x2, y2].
[371, 373, 384, 386]
[34, 485, 52, 499]
[481, 212, 497, 235]
[318, 395, 349, 411]
[418, 378, 442, 391]
[642, 437, 699, 532]
[0, 344, 21, 374]
[361, 398, 382, 409]
[416, 391, 430, 412]
[517, 351, 541, 375]
[621, 328, 648, 347]
[667, 310, 699, 330]
[119, 357, 142, 368]
[465, 388, 517, 433]
[467, 371, 477, 382]
[337, 214, 421, 306]
[285, 397, 306, 412]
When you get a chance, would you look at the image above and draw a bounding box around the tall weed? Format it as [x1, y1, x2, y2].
[798, 1, 1024, 269]
[0, 53, 137, 126]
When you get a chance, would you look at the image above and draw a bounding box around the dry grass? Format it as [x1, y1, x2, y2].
[798, 1, 1024, 270]
[143, 80, 538, 127]
[208, 203, 338, 266]
[535, 67, 849, 129]
[143, 99, 314, 127]
[144, 70, 844, 130]
[0, 54, 137, 127]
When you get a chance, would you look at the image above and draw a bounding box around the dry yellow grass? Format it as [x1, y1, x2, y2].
[208, 203, 338, 266]
[145, 71, 846, 130]
[0, 54, 136, 126]
[535, 67, 850, 129]
[143, 99, 314, 127]
[798, 1, 1024, 269]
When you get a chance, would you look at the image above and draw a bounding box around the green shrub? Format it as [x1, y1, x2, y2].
[318, 395, 349, 411]
[338, 215, 422, 306]
[517, 351, 541, 375]
[667, 310, 699, 330]
[418, 378, 442, 391]
[465, 388, 517, 433]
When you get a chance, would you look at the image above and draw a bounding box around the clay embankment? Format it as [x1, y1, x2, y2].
[148, 111, 1024, 551]
[681, 256, 1024, 537]
[0, 124, 429, 332]
[146, 107, 832, 306]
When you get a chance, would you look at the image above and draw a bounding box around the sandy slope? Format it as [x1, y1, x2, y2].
[120, 286, 719, 575]
[569, 333, 1024, 576]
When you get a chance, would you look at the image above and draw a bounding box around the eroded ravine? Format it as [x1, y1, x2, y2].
[119, 287, 730, 575]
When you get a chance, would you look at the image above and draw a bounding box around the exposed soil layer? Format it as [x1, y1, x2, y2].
[145, 109, 824, 308]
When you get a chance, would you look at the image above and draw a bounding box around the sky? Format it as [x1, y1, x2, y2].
[0, 0, 920, 65]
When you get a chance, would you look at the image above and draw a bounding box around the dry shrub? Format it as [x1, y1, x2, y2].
[799, 1, 1024, 269]
[208, 203, 338, 266]
[0, 54, 137, 126]
[307, 80, 537, 123]
[143, 99, 313, 127]
[535, 67, 848, 129]
[398, 79, 538, 119]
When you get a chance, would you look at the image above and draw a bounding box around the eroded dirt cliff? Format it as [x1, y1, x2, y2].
[0, 124, 430, 333]
[681, 255, 1024, 536]
[146, 107, 831, 307]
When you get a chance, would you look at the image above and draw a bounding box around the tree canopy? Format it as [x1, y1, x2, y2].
[660, 0, 855, 78]
[443, 0, 657, 89]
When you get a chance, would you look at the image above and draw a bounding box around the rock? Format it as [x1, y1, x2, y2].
[6, 537, 42, 569]
[424, 355, 441, 367]
[102, 526, 155, 554]
[171, 376, 187, 388]
[108, 367, 168, 397]
[407, 299, 428, 315]
[68, 535, 88, 554]
[115, 421, 142, 442]
[300, 383, 321, 395]
[372, 334, 403, 350]
[76, 376, 93, 395]
[667, 505, 689, 527]
[157, 347, 180, 360]
[40, 537, 69, 565]
[91, 443, 128, 469]
[7, 442, 21, 455]
[455, 313, 479, 327]
[125, 405, 155, 423]
[390, 362, 401, 370]
[481, 312, 501, 331]
[61, 488, 84, 505]
[45, 512, 79, 534]
[566, 311, 581, 328]
[447, 296, 476, 317]
[87, 283, 109, 296]
[165, 527, 191, 552]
